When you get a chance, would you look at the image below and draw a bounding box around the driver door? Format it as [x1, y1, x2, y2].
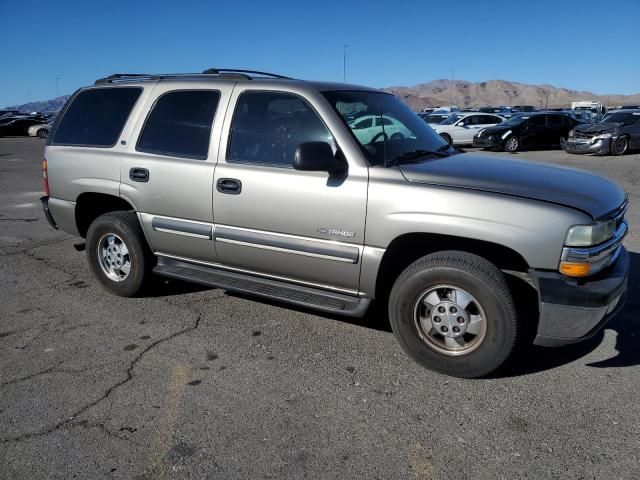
[458, 115, 482, 143]
[212, 89, 368, 292]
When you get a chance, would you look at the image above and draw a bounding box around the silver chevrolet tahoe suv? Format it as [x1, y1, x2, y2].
[41, 69, 630, 378]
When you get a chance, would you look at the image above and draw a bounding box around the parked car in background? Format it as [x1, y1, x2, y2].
[432, 112, 504, 145]
[349, 114, 413, 143]
[512, 105, 536, 113]
[0, 116, 47, 137]
[473, 112, 579, 152]
[0, 110, 22, 119]
[28, 122, 52, 138]
[422, 112, 459, 125]
[562, 109, 640, 156]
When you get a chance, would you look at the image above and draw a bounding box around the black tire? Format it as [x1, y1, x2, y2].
[439, 133, 452, 145]
[504, 135, 519, 153]
[611, 136, 629, 156]
[86, 211, 152, 297]
[37, 129, 48, 139]
[388, 251, 518, 378]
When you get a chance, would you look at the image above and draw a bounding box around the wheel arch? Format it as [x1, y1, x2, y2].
[370, 232, 531, 302]
[75, 192, 136, 238]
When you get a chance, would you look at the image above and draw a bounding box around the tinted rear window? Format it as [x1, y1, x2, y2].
[51, 87, 141, 147]
[136, 90, 220, 159]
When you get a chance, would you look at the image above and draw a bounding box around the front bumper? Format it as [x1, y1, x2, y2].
[472, 135, 503, 149]
[561, 137, 611, 155]
[531, 246, 629, 347]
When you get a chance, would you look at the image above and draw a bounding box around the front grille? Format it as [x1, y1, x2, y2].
[574, 131, 596, 140]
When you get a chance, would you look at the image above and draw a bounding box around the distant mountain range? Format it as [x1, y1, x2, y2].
[4, 79, 639, 114]
[2, 96, 71, 114]
[384, 79, 640, 110]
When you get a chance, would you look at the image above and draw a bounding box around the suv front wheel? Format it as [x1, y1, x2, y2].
[388, 251, 518, 378]
[86, 211, 152, 297]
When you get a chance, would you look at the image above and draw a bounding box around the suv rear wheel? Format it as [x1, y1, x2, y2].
[86, 211, 152, 297]
[388, 251, 517, 378]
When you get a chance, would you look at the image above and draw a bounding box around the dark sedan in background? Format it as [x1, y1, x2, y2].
[562, 109, 640, 156]
[0, 116, 47, 137]
[473, 112, 580, 152]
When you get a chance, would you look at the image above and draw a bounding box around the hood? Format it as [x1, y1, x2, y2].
[573, 122, 620, 134]
[478, 124, 512, 135]
[399, 153, 625, 219]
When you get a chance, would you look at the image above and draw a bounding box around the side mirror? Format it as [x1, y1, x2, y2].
[293, 142, 345, 174]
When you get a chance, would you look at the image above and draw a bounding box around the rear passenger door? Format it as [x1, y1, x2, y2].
[212, 89, 368, 292]
[522, 115, 547, 147]
[547, 115, 569, 146]
[120, 84, 232, 263]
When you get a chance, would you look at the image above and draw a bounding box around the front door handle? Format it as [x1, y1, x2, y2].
[129, 167, 149, 182]
[216, 178, 242, 195]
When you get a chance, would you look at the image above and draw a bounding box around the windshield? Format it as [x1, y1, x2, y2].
[499, 115, 529, 126]
[439, 114, 464, 125]
[425, 114, 449, 124]
[601, 112, 640, 126]
[323, 90, 454, 167]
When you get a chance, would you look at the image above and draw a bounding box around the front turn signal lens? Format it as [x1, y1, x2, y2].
[559, 261, 591, 277]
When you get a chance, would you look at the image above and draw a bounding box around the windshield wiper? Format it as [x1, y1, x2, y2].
[386, 146, 450, 167]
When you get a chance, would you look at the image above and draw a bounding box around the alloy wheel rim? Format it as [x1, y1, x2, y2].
[615, 138, 627, 155]
[97, 233, 131, 282]
[506, 138, 517, 151]
[413, 285, 487, 356]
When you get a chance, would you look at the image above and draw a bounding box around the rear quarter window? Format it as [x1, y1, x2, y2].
[50, 87, 142, 147]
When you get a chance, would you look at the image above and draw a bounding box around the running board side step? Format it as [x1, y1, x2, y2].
[153, 257, 371, 317]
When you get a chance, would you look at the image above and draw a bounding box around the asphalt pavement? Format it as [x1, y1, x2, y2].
[1, 137, 639, 479]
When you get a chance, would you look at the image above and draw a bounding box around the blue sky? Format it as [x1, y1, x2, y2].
[2, 0, 639, 107]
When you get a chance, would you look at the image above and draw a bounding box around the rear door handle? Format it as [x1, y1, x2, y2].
[216, 178, 242, 195]
[129, 168, 149, 182]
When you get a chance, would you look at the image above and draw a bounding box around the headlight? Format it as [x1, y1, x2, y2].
[565, 220, 616, 247]
[568, 130, 574, 138]
[591, 133, 613, 143]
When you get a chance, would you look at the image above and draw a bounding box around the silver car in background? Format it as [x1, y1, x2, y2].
[28, 122, 52, 138]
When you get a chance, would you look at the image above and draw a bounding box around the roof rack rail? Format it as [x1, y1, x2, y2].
[202, 68, 292, 79]
[94, 69, 292, 85]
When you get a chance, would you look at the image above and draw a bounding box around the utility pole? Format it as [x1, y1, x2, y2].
[343, 45, 348, 83]
[56, 77, 62, 99]
[450, 70, 454, 107]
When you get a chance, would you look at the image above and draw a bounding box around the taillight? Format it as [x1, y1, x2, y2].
[42, 158, 50, 196]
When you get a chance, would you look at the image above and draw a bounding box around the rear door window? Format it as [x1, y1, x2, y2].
[51, 87, 142, 147]
[137, 90, 220, 160]
[528, 115, 547, 127]
[547, 115, 565, 127]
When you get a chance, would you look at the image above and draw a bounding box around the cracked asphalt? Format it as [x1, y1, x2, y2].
[1, 137, 639, 479]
